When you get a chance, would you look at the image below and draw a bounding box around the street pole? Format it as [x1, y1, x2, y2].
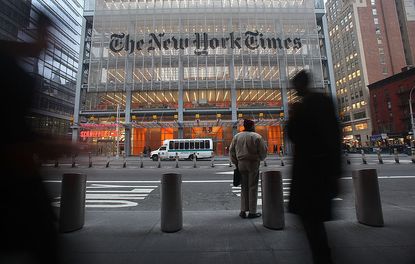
[409, 87, 415, 140]
[409, 87, 415, 162]
[116, 104, 120, 159]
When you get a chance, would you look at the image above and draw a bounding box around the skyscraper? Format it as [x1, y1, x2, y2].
[73, 0, 336, 157]
[0, 0, 84, 137]
[326, 0, 415, 146]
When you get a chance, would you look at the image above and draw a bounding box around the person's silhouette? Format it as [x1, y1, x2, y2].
[287, 70, 342, 264]
[0, 11, 72, 264]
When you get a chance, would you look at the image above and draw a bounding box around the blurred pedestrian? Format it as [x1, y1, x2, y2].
[230, 119, 267, 218]
[0, 10, 74, 264]
[287, 70, 342, 264]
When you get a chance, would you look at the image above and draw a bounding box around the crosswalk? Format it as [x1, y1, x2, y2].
[52, 183, 158, 208]
[231, 179, 292, 205]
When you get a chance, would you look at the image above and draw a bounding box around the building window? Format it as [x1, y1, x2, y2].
[355, 123, 368, 130]
[343, 126, 353, 132]
[354, 111, 366, 119]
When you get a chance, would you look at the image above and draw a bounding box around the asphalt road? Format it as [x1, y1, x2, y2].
[40, 161, 415, 214]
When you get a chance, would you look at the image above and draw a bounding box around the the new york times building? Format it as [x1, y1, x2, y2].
[73, 0, 330, 156]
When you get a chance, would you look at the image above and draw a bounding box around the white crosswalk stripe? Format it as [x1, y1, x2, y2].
[52, 183, 158, 208]
[231, 180, 292, 205]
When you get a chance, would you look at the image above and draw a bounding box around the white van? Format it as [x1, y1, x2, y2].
[150, 138, 213, 161]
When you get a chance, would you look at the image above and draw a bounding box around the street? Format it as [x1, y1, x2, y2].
[41, 158, 415, 213]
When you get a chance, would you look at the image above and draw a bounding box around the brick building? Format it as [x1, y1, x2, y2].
[326, 0, 415, 146]
[368, 67, 415, 146]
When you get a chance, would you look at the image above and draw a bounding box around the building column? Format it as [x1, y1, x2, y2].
[178, 55, 184, 138]
[72, 17, 87, 144]
[229, 19, 238, 136]
[178, 18, 184, 138]
[279, 58, 291, 155]
[124, 22, 134, 156]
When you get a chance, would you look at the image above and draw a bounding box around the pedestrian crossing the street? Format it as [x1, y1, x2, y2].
[231, 179, 291, 205]
[52, 183, 159, 208]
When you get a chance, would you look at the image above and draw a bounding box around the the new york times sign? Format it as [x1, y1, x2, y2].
[109, 31, 302, 55]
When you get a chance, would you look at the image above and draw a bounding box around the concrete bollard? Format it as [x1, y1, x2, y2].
[175, 153, 179, 168]
[193, 153, 197, 168]
[140, 153, 144, 168]
[352, 169, 384, 227]
[88, 152, 92, 168]
[377, 149, 383, 164]
[361, 149, 367, 164]
[261, 171, 285, 230]
[59, 173, 87, 232]
[161, 173, 183, 232]
[71, 155, 76, 168]
[106, 155, 110, 168]
[394, 148, 399, 164]
[158, 155, 161, 168]
[280, 151, 285, 166]
[211, 154, 215, 168]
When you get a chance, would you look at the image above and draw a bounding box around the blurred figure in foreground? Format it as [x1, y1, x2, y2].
[0, 11, 73, 264]
[230, 119, 267, 218]
[287, 70, 342, 264]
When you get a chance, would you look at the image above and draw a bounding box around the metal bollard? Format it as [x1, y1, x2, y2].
[229, 158, 232, 167]
[193, 153, 197, 168]
[71, 155, 76, 168]
[361, 149, 367, 164]
[352, 169, 384, 227]
[345, 152, 351, 165]
[261, 171, 285, 230]
[412, 147, 415, 163]
[158, 155, 161, 168]
[54, 159, 59, 168]
[106, 155, 110, 168]
[211, 154, 215, 168]
[59, 173, 87, 232]
[280, 151, 285, 166]
[175, 152, 179, 168]
[394, 148, 399, 164]
[123, 154, 127, 168]
[140, 153, 144, 168]
[377, 149, 383, 164]
[88, 152, 92, 168]
[161, 173, 183, 232]
[263, 158, 268, 167]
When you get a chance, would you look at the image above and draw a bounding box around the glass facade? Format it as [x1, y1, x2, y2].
[76, 0, 325, 156]
[0, 0, 83, 136]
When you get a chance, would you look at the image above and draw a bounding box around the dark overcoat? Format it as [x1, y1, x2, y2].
[287, 92, 342, 221]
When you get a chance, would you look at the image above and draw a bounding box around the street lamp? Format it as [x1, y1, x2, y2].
[409, 87, 415, 149]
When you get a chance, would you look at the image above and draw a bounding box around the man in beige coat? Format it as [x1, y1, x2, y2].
[230, 119, 268, 218]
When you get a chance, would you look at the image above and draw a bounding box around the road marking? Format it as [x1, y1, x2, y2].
[83, 200, 138, 208]
[340, 176, 415, 180]
[87, 184, 158, 188]
[86, 194, 146, 199]
[231, 183, 291, 206]
[52, 183, 158, 208]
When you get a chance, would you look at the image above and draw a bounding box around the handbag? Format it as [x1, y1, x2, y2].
[233, 168, 241, 187]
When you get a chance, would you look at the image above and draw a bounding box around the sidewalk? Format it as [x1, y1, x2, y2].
[60, 205, 415, 264]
